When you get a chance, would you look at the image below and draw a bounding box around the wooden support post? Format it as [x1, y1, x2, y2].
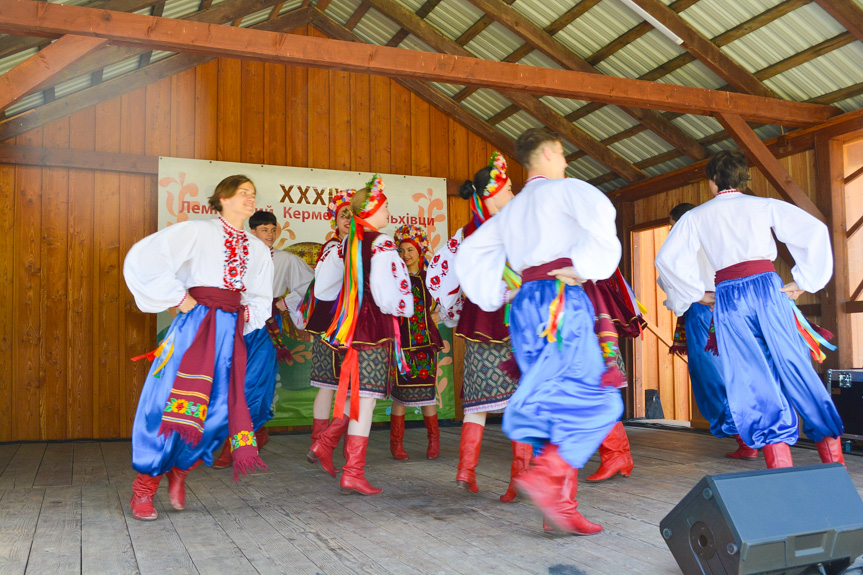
[814, 137, 852, 368]
[617, 200, 637, 418]
[716, 112, 826, 222]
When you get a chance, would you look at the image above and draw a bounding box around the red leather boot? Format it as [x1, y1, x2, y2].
[515, 444, 602, 536]
[816, 437, 845, 466]
[130, 473, 162, 521]
[390, 414, 409, 460]
[763, 442, 794, 468]
[212, 439, 232, 469]
[308, 416, 350, 477]
[544, 466, 580, 532]
[166, 467, 190, 511]
[341, 435, 382, 495]
[586, 421, 634, 482]
[455, 422, 484, 493]
[726, 435, 758, 460]
[255, 427, 270, 450]
[310, 418, 329, 447]
[424, 414, 440, 460]
[500, 441, 533, 502]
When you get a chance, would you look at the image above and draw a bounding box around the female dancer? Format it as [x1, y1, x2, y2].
[389, 224, 443, 460]
[308, 176, 414, 495]
[123, 174, 273, 520]
[426, 152, 527, 501]
[301, 189, 355, 449]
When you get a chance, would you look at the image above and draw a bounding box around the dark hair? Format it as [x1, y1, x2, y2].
[458, 166, 493, 200]
[515, 128, 561, 168]
[208, 174, 254, 213]
[249, 210, 277, 229]
[706, 151, 749, 191]
[669, 203, 696, 223]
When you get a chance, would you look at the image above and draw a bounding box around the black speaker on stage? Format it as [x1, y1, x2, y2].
[660, 464, 863, 575]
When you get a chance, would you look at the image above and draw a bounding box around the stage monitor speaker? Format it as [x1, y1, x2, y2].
[660, 464, 863, 575]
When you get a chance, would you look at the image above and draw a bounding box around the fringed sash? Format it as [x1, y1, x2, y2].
[159, 287, 265, 480]
[266, 298, 294, 364]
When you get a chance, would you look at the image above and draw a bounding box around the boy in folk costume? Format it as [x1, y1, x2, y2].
[300, 189, 355, 450]
[308, 176, 414, 495]
[655, 151, 843, 469]
[660, 203, 757, 460]
[390, 224, 444, 460]
[455, 129, 623, 535]
[212, 210, 314, 467]
[123, 175, 272, 520]
[426, 153, 526, 501]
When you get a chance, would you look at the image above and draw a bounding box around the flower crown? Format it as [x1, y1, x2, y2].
[483, 152, 509, 198]
[393, 224, 430, 257]
[359, 174, 387, 219]
[327, 188, 356, 230]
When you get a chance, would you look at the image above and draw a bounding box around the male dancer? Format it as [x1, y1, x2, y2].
[655, 151, 843, 469]
[456, 128, 622, 535]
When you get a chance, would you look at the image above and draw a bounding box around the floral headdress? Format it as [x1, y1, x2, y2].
[328, 188, 356, 231]
[471, 152, 509, 228]
[393, 224, 430, 269]
[358, 174, 387, 219]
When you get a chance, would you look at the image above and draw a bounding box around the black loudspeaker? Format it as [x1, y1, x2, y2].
[660, 464, 863, 575]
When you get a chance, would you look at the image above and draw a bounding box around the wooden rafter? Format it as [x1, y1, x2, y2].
[0, 143, 157, 173]
[345, 2, 370, 30]
[362, 0, 646, 181]
[715, 112, 824, 221]
[0, 35, 106, 112]
[622, 0, 774, 98]
[462, 0, 707, 161]
[308, 9, 518, 162]
[385, 0, 443, 48]
[813, 0, 863, 44]
[0, 0, 836, 127]
[0, 6, 315, 142]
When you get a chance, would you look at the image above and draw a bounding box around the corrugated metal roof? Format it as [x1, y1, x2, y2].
[326, 0, 362, 26]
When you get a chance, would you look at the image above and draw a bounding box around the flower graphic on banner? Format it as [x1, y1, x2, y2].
[159, 172, 199, 226]
[288, 343, 312, 364]
[412, 187, 446, 251]
[435, 339, 453, 409]
[273, 220, 297, 249]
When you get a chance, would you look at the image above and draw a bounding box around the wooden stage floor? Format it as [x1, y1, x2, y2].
[1, 424, 862, 575]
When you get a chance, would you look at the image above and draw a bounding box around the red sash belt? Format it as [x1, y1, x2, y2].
[715, 260, 775, 285]
[522, 258, 573, 283]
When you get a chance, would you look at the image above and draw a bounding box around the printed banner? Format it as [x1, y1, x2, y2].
[156, 157, 453, 424]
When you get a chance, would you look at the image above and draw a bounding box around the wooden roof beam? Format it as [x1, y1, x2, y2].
[0, 0, 839, 126]
[715, 112, 824, 221]
[0, 6, 315, 142]
[623, 0, 774, 98]
[463, 0, 707, 161]
[308, 9, 517, 161]
[362, 0, 646, 181]
[813, 0, 863, 44]
[385, 0, 444, 48]
[0, 35, 106, 113]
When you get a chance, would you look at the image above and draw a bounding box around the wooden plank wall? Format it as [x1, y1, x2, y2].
[0, 26, 524, 442]
[845, 138, 863, 367]
[627, 149, 821, 424]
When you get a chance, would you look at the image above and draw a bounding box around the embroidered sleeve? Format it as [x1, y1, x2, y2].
[426, 229, 463, 327]
[314, 238, 346, 301]
[370, 234, 414, 317]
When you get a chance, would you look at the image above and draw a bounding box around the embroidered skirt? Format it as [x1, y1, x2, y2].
[391, 346, 438, 407]
[132, 305, 237, 475]
[309, 338, 342, 390]
[503, 281, 622, 469]
[243, 317, 279, 432]
[462, 340, 518, 414]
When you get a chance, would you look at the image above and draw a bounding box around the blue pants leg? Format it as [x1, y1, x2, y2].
[243, 317, 279, 431]
[685, 302, 738, 438]
[503, 281, 622, 469]
[714, 272, 842, 449]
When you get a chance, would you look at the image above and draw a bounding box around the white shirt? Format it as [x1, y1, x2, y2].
[123, 218, 274, 334]
[272, 248, 314, 327]
[658, 247, 715, 316]
[454, 177, 621, 312]
[654, 192, 833, 316]
[313, 232, 414, 317]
